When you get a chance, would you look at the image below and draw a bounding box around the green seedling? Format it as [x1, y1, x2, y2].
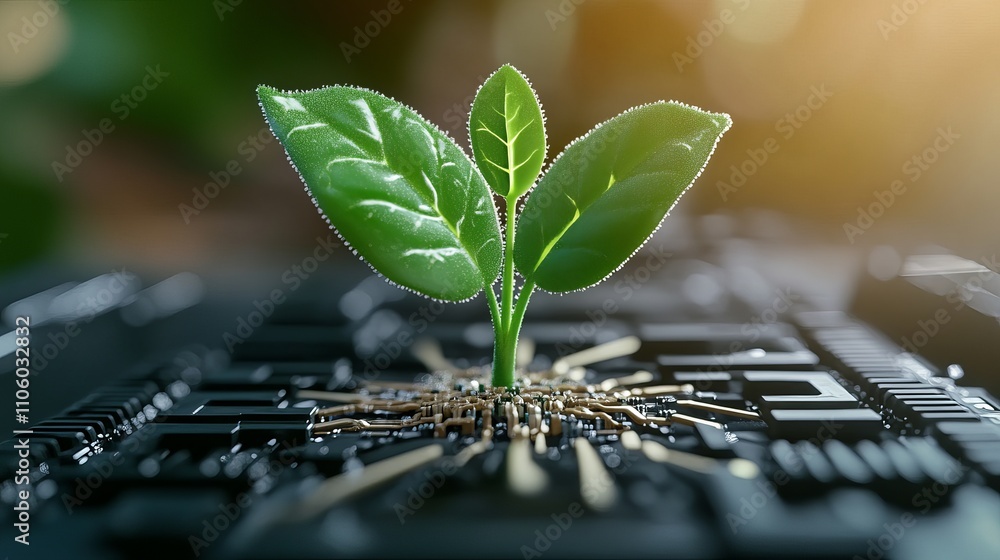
[257, 65, 730, 388]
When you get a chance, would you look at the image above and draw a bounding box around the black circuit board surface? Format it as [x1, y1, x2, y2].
[3, 271, 1000, 560]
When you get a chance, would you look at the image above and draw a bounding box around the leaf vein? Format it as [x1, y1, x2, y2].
[476, 121, 509, 147]
[510, 148, 540, 173]
[507, 120, 533, 145]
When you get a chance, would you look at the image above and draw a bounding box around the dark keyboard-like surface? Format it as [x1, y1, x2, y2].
[3, 249, 1000, 559]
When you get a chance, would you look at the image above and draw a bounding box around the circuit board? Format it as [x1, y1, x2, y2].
[4, 259, 1000, 560]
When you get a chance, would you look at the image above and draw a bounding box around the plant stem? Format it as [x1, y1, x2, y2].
[492, 194, 520, 388]
[499, 196, 517, 332]
[492, 329, 516, 389]
[490, 279, 535, 388]
[509, 279, 535, 341]
[485, 284, 501, 337]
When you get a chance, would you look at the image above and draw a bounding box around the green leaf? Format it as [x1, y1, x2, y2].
[468, 65, 546, 199]
[514, 101, 731, 293]
[257, 85, 502, 301]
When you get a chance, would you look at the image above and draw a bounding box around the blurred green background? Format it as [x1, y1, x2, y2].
[2, 0, 999, 276]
